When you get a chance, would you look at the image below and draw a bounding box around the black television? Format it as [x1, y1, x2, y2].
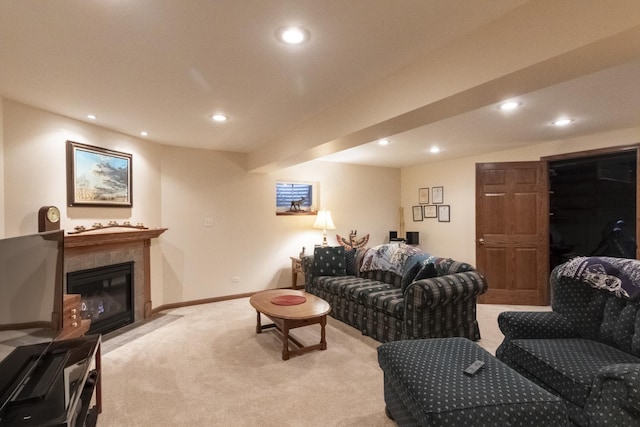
[0, 230, 64, 414]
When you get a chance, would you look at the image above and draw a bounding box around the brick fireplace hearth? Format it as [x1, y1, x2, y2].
[63, 228, 167, 324]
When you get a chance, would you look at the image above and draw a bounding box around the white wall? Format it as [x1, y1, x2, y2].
[401, 127, 640, 265]
[1, 99, 400, 308]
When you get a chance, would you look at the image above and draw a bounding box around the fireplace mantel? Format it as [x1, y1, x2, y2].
[64, 227, 167, 319]
[64, 227, 168, 248]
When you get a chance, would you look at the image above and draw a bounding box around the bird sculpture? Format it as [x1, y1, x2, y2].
[336, 230, 369, 250]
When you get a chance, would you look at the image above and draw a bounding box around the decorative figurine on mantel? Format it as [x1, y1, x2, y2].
[337, 230, 369, 250]
[67, 220, 148, 234]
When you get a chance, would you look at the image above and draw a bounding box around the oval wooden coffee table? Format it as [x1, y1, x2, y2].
[249, 289, 331, 360]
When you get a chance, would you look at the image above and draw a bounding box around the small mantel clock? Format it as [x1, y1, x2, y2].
[38, 206, 61, 232]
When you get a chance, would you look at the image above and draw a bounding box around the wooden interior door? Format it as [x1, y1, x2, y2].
[476, 161, 549, 305]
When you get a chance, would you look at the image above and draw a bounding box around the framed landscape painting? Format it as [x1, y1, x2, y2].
[66, 141, 132, 207]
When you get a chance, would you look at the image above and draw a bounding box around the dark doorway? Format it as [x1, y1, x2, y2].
[549, 151, 637, 270]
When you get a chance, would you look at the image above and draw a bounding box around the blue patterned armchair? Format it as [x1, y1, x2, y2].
[497, 257, 640, 426]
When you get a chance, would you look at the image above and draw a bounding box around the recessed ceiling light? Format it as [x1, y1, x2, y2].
[87, 114, 96, 120]
[378, 139, 390, 146]
[551, 118, 574, 127]
[430, 146, 441, 154]
[276, 26, 310, 44]
[498, 101, 521, 111]
[211, 114, 228, 122]
[140, 131, 148, 136]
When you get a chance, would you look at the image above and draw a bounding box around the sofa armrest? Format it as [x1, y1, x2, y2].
[408, 271, 487, 307]
[402, 271, 487, 340]
[301, 255, 315, 285]
[497, 311, 578, 340]
[585, 364, 640, 425]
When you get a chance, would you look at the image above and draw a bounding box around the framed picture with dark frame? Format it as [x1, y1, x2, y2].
[412, 206, 423, 221]
[432, 186, 444, 204]
[423, 205, 437, 218]
[66, 140, 133, 207]
[437, 205, 450, 222]
[418, 187, 429, 204]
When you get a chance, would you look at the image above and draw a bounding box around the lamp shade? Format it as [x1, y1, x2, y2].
[313, 210, 336, 230]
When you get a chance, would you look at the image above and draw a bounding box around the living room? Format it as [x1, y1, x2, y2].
[1, 1, 640, 425]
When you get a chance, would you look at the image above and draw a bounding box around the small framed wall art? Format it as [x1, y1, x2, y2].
[66, 140, 132, 207]
[412, 206, 423, 221]
[423, 205, 437, 218]
[275, 181, 318, 215]
[418, 187, 429, 204]
[437, 205, 450, 222]
[432, 186, 444, 204]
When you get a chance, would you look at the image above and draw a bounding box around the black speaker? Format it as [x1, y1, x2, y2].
[406, 231, 419, 245]
[389, 231, 397, 240]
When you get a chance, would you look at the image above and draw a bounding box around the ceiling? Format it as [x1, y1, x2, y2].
[1, 1, 639, 169]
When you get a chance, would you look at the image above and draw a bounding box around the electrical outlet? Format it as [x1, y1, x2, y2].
[204, 218, 214, 227]
[231, 276, 240, 283]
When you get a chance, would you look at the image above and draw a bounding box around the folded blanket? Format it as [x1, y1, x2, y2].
[558, 256, 640, 301]
[360, 243, 422, 276]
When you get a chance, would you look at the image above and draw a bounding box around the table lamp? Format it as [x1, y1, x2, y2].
[313, 209, 336, 247]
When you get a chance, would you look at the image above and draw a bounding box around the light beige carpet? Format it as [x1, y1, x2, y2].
[97, 299, 548, 426]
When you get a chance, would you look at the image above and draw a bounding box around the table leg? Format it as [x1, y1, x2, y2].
[282, 320, 290, 360]
[255, 310, 262, 334]
[320, 315, 327, 350]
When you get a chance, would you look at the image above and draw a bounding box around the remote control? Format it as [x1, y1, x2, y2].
[463, 360, 485, 376]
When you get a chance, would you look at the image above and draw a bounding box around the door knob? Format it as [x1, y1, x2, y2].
[478, 238, 485, 245]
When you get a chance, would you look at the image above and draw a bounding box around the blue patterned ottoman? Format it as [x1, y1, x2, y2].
[377, 338, 568, 426]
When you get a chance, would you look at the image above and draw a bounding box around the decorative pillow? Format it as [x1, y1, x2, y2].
[313, 246, 346, 277]
[414, 263, 437, 281]
[344, 248, 357, 276]
[401, 261, 424, 292]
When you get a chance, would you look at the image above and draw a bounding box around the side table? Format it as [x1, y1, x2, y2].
[290, 256, 304, 289]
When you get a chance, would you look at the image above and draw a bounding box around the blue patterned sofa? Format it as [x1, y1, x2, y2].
[497, 257, 640, 426]
[301, 244, 487, 342]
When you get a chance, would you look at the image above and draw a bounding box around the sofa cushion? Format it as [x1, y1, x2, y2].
[360, 269, 403, 288]
[361, 288, 404, 318]
[314, 275, 393, 301]
[599, 297, 640, 356]
[401, 260, 424, 291]
[508, 338, 640, 407]
[344, 248, 357, 275]
[401, 253, 430, 288]
[313, 246, 346, 276]
[414, 262, 437, 281]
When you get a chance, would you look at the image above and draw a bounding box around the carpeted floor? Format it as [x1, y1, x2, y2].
[97, 299, 548, 426]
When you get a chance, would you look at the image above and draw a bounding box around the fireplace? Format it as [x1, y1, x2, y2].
[63, 227, 167, 330]
[67, 262, 134, 335]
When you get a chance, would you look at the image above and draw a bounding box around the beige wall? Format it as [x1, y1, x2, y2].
[4, 96, 638, 307]
[158, 146, 399, 303]
[0, 99, 4, 236]
[1, 98, 399, 307]
[401, 127, 640, 265]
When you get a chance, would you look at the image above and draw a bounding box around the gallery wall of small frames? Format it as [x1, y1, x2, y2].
[413, 186, 450, 222]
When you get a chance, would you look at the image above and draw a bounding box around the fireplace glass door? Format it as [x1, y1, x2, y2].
[67, 262, 134, 335]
